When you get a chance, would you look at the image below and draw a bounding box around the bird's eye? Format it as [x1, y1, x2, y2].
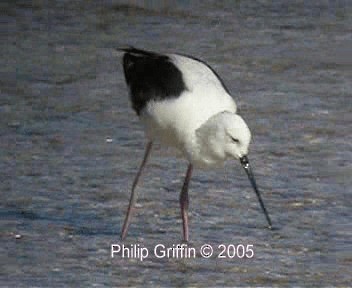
[231, 137, 240, 144]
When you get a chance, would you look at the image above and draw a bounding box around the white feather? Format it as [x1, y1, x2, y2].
[140, 53, 249, 168]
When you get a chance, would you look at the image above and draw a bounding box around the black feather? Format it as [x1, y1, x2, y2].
[118, 47, 187, 115]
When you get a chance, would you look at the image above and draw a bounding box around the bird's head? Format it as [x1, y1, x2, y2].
[195, 111, 251, 163]
[221, 113, 251, 160]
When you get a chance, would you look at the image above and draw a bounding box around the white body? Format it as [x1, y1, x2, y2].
[140, 54, 251, 168]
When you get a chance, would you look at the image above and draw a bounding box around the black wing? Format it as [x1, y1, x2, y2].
[118, 47, 187, 115]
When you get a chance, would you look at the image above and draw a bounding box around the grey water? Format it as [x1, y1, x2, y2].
[1, 0, 352, 286]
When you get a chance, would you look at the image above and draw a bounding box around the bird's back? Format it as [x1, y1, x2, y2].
[120, 48, 237, 154]
[122, 48, 187, 115]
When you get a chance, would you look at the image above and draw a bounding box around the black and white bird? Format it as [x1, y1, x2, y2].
[118, 47, 272, 241]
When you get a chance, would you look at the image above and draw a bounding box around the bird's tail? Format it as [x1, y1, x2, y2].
[115, 45, 135, 53]
[115, 46, 161, 57]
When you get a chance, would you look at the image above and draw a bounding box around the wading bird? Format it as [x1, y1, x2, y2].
[118, 47, 272, 241]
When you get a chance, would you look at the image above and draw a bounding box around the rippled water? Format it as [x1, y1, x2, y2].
[1, 0, 352, 286]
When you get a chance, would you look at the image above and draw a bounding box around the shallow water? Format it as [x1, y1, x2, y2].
[1, 0, 352, 286]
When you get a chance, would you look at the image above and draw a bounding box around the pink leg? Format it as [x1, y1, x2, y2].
[179, 164, 193, 242]
[121, 141, 153, 240]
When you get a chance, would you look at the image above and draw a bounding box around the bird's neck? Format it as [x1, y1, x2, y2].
[190, 114, 227, 167]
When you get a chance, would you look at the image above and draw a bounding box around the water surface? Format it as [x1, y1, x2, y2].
[1, 0, 352, 286]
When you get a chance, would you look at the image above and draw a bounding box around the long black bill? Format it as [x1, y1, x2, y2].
[240, 156, 272, 229]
